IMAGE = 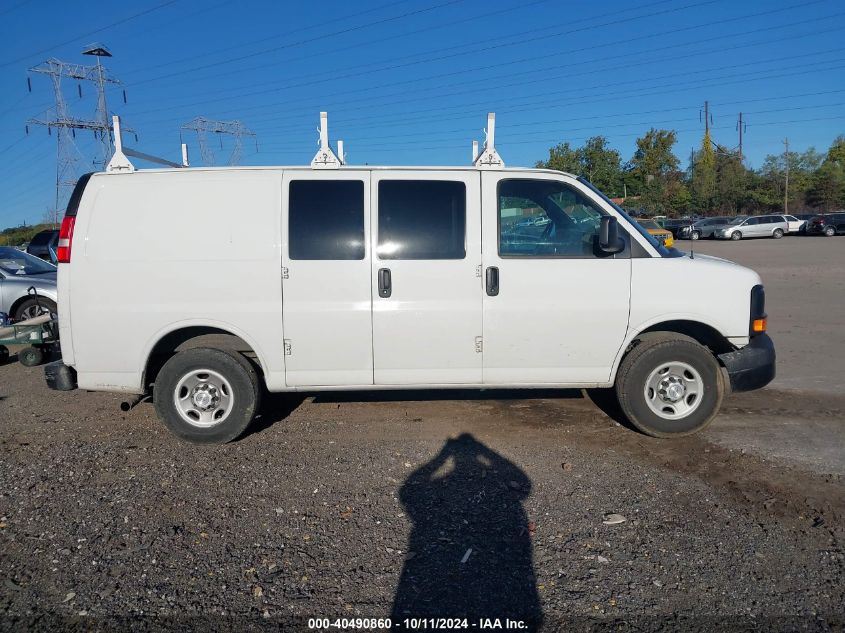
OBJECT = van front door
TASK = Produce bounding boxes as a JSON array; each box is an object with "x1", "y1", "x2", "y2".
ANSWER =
[
  {"x1": 481, "y1": 173, "x2": 631, "y2": 384},
  {"x1": 371, "y1": 171, "x2": 482, "y2": 384},
  {"x1": 281, "y1": 171, "x2": 373, "y2": 386}
]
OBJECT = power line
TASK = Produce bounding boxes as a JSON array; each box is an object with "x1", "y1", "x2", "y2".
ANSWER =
[
  {"x1": 130, "y1": 0, "x2": 472, "y2": 86},
  {"x1": 252, "y1": 115, "x2": 845, "y2": 156},
  {"x1": 126, "y1": 0, "x2": 657, "y2": 89},
  {"x1": 133, "y1": 17, "x2": 845, "y2": 132},
  {"x1": 241, "y1": 56, "x2": 845, "y2": 140},
  {"x1": 126, "y1": 0, "x2": 724, "y2": 107},
  {"x1": 0, "y1": 0, "x2": 32, "y2": 18},
  {"x1": 124, "y1": 1, "x2": 831, "y2": 121},
  {"x1": 118, "y1": 0, "x2": 419, "y2": 79},
  {"x1": 251, "y1": 104, "x2": 845, "y2": 152},
  {"x1": 0, "y1": 0, "x2": 180, "y2": 69}
]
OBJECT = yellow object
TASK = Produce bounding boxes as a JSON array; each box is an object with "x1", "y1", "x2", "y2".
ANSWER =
[
  {"x1": 634, "y1": 218, "x2": 674, "y2": 248},
  {"x1": 752, "y1": 318, "x2": 767, "y2": 333}
]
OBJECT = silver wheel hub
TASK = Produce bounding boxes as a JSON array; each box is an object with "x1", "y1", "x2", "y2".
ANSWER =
[
  {"x1": 174, "y1": 369, "x2": 234, "y2": 428},
  {"x1": 644, "y1": 361, "x2": 704, "y2": 420}
]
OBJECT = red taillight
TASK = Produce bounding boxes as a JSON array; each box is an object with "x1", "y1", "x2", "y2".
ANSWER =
[{"x1": 56, "y1": 216, "x2": 75, "y2": 263}]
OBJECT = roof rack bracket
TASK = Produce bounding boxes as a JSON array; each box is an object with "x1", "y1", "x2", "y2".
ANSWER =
[
  {"x1": 473, "y1": 112, "x2": 504, "y2": 169},
  {"x1": 106, "y1": 115, "x2": 134, "y2": 173},
  {"x1": 311, "y1": 112, "x2": 344, "y2": 169}
]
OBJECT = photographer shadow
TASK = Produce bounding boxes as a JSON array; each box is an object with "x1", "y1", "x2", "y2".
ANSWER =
[{"x1": 391, "y1": 433, "x2": 542, "y2": 631}]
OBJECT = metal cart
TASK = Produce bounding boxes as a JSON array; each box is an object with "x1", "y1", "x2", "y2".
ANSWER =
[{"x1": 0, "y1": 288, "x2": 58, "y2": 367}]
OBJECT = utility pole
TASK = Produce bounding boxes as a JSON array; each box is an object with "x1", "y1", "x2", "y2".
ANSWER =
[
  {"x1": 737, "y1": 112, "x2": 745, "y2": 163},
  {"x1": 704, "y1": 101, "x2": 710, "y2": 134},
  {"x1": 180, "y1": 117, "x2": 257, "y2": 166},
  {"x1": 783, "y1": 138, "x2": 790, "y2": 213},
  {"x1": 26, "y1": 44, "x2": 127, "y2": 217}
]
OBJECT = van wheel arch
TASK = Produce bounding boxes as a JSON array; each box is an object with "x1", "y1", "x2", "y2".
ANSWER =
[
  {"x1": 144, "y1": 326, "x2": 264, "y2": 389},
  {"x1": 634, "y1": 320, "x2": 734, "y2": 356}
]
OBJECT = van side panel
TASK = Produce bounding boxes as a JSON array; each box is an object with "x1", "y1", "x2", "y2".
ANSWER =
[{"x1": 68, "y1": 170, "x2": 284, "y2": 392}]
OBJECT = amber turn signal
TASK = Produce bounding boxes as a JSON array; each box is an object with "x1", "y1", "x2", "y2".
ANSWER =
[{"x1": 752, "y1": 318, "x2": 767, "y2": 333}]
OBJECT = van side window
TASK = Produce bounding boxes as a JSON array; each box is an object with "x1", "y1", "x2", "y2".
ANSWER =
[
  {"x1": 289, "y1": 180, "x2": 365, "y2": 260},
  {"x1": 377, "y1": 180, "x2": 466, "y2": 260},
  {"x1": 498, "y1": 179, "x2": 605, "y2": 258}
]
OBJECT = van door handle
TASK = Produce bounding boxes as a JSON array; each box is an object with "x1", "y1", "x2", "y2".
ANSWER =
[
  {"x1": 378, "y1": 268, "x2": 392, "y2": 298},
  {"x1": 486, "y1": 266, "x2": 499, "y2": 296}
]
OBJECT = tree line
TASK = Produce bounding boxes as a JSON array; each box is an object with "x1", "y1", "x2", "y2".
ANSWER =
[{"x1": 536, "y1": 130, "x2": 845, "y2": 217}]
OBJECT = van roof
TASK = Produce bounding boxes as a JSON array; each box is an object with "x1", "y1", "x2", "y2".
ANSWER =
[{"x1": 92, "y1": 165, "x2": 578, "y2": 179}]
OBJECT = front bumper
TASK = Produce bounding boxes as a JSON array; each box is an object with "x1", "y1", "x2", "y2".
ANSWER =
[{"x1": 717, "y1": 333, "x2": 776, "y2": 392}]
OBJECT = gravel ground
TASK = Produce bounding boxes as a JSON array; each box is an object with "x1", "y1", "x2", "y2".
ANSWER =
[{"x1": 1, "y1": 237, "x2": 844, "y2": 632}]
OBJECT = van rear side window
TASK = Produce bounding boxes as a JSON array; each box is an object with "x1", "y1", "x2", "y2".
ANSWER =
[
  {"x1": 377, "y1": 180, "x2": 466, "y2": 260},
  {"x1": 289, "y1": 180, "x2": 365, "y2": 260}
]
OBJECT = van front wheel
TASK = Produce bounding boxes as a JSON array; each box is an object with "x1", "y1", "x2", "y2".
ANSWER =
[
  {"x1": 153, "y1": 348, "x2": 261, "y2": 444},
  {"x1": 615, "y1": 334, "x2": 724, "y2": 437}
]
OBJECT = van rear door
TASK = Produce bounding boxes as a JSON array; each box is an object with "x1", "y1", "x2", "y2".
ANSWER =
[
  {"x1": 370, "y1": 170, "x2": 482, "y2": 384},
  {"x1": 281, "y1": 171, "x2": 373, "y2": 386}
]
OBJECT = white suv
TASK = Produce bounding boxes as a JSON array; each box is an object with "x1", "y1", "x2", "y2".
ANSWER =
[{"x1": 46, "y1": 164, "x2": 775, "y2": 443}]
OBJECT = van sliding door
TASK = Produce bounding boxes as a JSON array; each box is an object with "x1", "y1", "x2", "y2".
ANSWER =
[
  {"x1": 370, "y1": 171, "x2": 482, "y2": 384},
  {"x1": 281, "y1": 171, "x2": 374, "y2": 386}
]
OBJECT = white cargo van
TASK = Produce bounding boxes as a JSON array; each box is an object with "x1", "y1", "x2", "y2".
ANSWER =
[{"x1": 45, "y1": 116, "x2": 774, "y2": 443}]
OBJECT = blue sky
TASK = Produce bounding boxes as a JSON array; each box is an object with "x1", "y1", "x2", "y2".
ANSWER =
[{"x1": 1, "y1": 0, "x2": 844, "y2": 227}]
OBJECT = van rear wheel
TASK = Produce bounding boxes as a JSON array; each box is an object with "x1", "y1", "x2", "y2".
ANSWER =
[
  {"x1": 153, "y1": 348, "x2": 261, "y2": 444},
  {"x1": 615, "y1": 334, "x2": 724, "y2": 437}
]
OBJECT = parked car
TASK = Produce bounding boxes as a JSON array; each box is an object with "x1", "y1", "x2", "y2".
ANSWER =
[
  {"x1": 634, "y1": 217, "x2": 674, "y2": 248},
  {"x1": 713, "y1": 214, "x2": 789, "y2": 240},
  {"x1": 47, "y1": 159, "x2": 774, "y2": 443},
  {"x1": 805, "y1": 213, "x2": 845, "y2": 236},
  {"x1": 788, "y1": 213, "x2": 815, "y2": 234},
  {"x1": 659, "y1": 218, "x2": 692, "y2": 238},
  {"x1": 26, "y1": 229, "x2": 58, "y2": 262},
  {"x1": 678, "y1": 217, "x2": 729, "y2": 240},
  {"x1": 0, "y1": 246, "x2": 58, "y2": 321},
  {"x1": 782, "y1": 214, "x2": 808, "y2": 234}
]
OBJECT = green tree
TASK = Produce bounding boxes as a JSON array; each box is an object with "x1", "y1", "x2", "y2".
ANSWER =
[
  {"x1": 691, "y1": 130, "x2": 716, "y2": 212},
  {"x1": 807, "y1": 136, "x2": 845, "y2": 210},
  {"x1": 577, "y1": 136, "x2": 623, "y2": 197},
  {"x1": 535, "y1": 142, "x2": 580, "y2": 173},
  {"x1": 628, "y1": 129, "x2": 682, "y2": 215},
  {"x1": 715, "y1": 151, "x2": 749, "y2": 215}
]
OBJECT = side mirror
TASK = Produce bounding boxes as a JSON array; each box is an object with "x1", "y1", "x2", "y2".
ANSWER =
[{"x1": 598, "y1": 216, "x2": 625, "y2": 254}]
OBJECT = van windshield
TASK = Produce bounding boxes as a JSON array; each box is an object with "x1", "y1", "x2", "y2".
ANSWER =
[
  {"x1": 576, "y1": 177, "x2": 673, "y2": 257},
  {"x1": 0, "y1": 247, "x2": 56, "y2": 275},
  {"x1": 729, "y1": 216, "x2": 748, "y2": 225}
]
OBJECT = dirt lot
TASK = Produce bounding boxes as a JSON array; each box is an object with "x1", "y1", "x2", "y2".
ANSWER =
[{"x1": 1, "y1": 236, "x2": 844, "y2": 632}]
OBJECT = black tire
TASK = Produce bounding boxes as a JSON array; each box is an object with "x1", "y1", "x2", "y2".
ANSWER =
[
  {"x1": 730, "y1": 231, "x2": 742, "y2": 241},
  {"x1": 614, "y1": 333, "x2": 724, "y2": 438},
  {"x1": 824, "y1": 226, "x2": 835, "y2": 237},
  {"x1": 0, "y1": 345, "x2": 9, "y2": 365},
  {"x1": 690, "y1": 230, "x2": 700, "y2": 241},
  {"x1": 19, "y1": 346, "x2": 44, "y2": 367},
  {"x1": 153, "y1": 347, "x2": 261, "y2": 444},
  {"x1": 13, "y1": 297, "x2": 56, "y2": 322},
  {"x1": 772, "y1": 228, "x2": 784, "y2": 239}
]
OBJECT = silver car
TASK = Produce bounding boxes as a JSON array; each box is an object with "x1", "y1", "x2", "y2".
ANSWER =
[
  {"x1": 713, "y1": 214, "x2": 790, "y2": 240},
  {"x1": 0, "y1": 247, "x2": 58, "y2": 321}
]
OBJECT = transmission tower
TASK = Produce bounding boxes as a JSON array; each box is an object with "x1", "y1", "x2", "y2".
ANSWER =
[
  {"x1": 180, "y1": 117, "x2": 256, "y2": 166},
  {"x1": 27, "y1": 44, "x2": 126, "y2": 221}
]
